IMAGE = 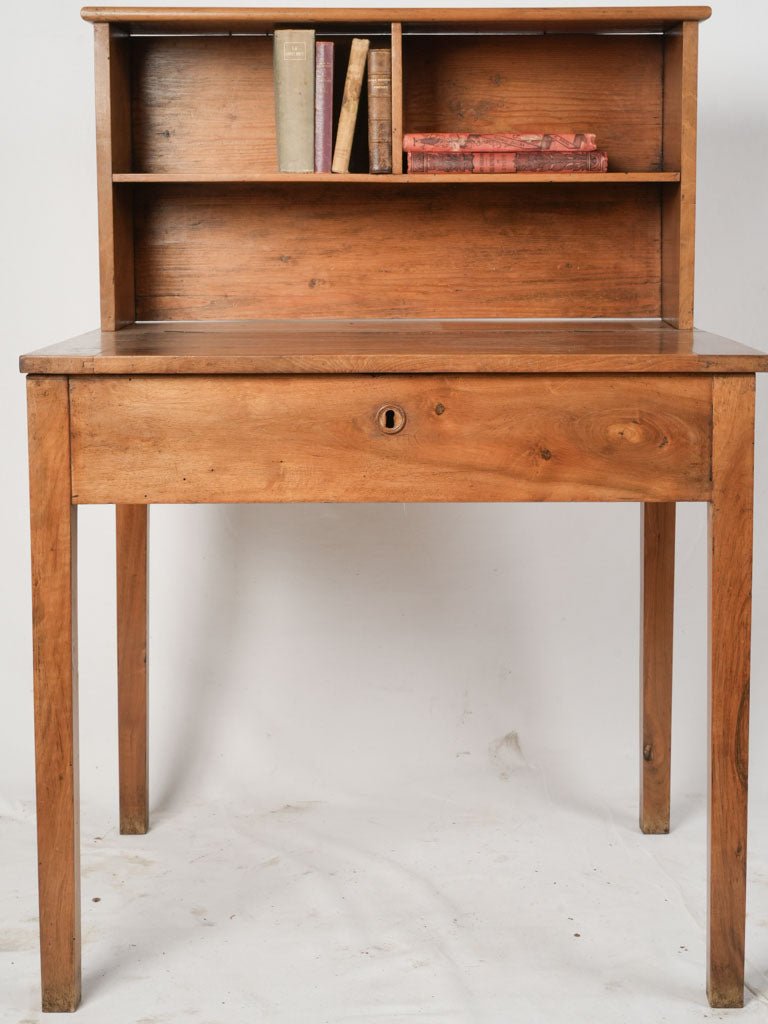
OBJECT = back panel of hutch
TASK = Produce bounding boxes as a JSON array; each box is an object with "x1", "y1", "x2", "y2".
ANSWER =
[{"x1": 88, "y1": 6, "x2": 702, "y2": 329}]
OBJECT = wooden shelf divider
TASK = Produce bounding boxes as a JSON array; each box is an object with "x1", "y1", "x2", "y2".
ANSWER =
[{"x1": 390, "y1": 22, "x2": 404, "y2": 174}]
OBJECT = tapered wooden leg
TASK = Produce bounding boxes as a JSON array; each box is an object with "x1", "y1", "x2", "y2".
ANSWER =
[
  {"x1": 27, "y1": 377, "x2": 81, "y2": 1012},
  {"x1": 707, "y1": 375, "x2": 754, "y2": 1008},
  {"x1": 117, "y1": 504, "x2": 149, "y2": 835},
  {"x1": 640, "y1": 502, "x2": 675, "y2": 834}
]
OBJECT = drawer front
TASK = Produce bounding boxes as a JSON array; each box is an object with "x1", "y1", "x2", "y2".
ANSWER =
[{"x1": 69, "y1": 374, "x2": 712, "y2": 504}]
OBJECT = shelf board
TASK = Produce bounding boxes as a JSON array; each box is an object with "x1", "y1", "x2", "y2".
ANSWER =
[
  {"x1": 19, "y1": 320, "x2": 768, "y2": 376},
  {"x1": 113, "y1": 171, "x2": 681, "y2": 185},
  {"x1": 82, "y1": 7, "x2": 713, "y2": 34}
]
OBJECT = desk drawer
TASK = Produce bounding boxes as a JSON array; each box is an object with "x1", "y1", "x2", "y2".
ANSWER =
[{"x1": 69, "y1": 374, "x2": 712, "y2": 503}]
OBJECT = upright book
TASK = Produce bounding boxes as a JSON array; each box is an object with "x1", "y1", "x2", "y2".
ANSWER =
[
  {"x1": 314, "y1": 41, "x2": 334, "y2": 172},
  {"x1": 367, "y1": 49, "x2": 392, "y2": 173},
  {"x1": 331, "y1": 37, "x2": 370, "y2": 173},
  {"x1": 274, "y1": 28, "x2": 315, "y2": 172}
]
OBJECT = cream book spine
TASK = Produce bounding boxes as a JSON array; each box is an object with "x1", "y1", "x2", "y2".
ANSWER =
[
  {"x1": 331, "y1": 38, "x2": 370, "y2": 173},
  {"x1": 273, "y1": 29, "x2": 315, "y2": 172}
]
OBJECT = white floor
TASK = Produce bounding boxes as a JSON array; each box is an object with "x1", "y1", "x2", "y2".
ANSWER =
[{"x1": 5, "y1": 754, "x2": 768, "y2": 1023}]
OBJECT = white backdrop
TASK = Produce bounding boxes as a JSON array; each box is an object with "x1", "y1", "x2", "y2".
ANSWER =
[{"x1": 2, "y1": 1, "x2": 768, "y2": 1021}]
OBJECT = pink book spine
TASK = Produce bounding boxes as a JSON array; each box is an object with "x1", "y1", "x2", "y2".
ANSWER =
[
  {"x1": 403, "y1": 132, "x2": 597, "y2": 153},
  {"x1": 407, "y1": 151, "x2": 608, "y2": 173},
  {"x1": 314, "y1": 41, "x2": 334, "y2": 172}
]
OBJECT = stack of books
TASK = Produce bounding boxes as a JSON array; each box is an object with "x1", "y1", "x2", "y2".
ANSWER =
[
  {"x1": 274, "y1": 30, "x2": 392, "y2": 174},
  {"x1": 404, "y1": 132, "x2": 608, "y2": 174}
]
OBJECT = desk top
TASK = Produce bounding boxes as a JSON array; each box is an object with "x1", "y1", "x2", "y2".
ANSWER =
[{"x1": 20, "y1": 320, "x2": 768, "y2": 375}]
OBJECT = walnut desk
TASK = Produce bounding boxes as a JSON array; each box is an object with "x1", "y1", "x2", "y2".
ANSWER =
[{"x1": 20, "y1": 4, "x2": 768, "y2": 1013}]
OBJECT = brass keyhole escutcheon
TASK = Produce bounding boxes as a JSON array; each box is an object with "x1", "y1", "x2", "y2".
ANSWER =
[{"x1": 376, "y1": 404, "x2": 406, "y2": 434}]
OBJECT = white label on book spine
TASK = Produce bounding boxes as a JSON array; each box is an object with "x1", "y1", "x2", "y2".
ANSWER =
[{"x1": 283, "y1": 42, "x2": 307, "y2": 60}]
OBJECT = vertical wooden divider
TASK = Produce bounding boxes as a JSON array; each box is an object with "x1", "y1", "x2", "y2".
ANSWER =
[
  {"x1": 390, "y1": 22, "x2": 403, "y2": 173},
  {"x1": 94, "y1": 22, "x2": 135, "y2": 330},
  {"x1": 661, "y1": 20, "x2": 698, "y2": 329}
]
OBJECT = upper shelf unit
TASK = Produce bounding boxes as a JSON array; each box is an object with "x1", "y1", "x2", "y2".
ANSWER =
[
  {"x1": 90, "y1": 7, "x2": 711, "y2": 178},
  {"x1": 87, "y1": 7, "x2": 706, "y2": 329}
]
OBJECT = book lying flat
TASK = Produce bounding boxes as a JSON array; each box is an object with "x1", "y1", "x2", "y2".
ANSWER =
[
  {"x1": 403, "y1": 132, "x2": 597, "y2": 153},
  {"x1": 407, "y1": 151, "x2": 608, "y2": 173}
]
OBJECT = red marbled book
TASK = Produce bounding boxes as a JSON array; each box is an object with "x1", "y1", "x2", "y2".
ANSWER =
[
  {"x1": 407, "y1": 151, "x2": 608, "y2": 173},
  {"x1": 314, "y1": 41, "x2": 334, "y2": 172},
  {"x1": 403, "y1": 132, "x2": 597, "y2": 153}
]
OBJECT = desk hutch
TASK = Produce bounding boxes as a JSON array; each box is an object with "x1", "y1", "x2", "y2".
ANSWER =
[{"x1": 20, "y1": 3, "x2": 768, "y2": 1012}]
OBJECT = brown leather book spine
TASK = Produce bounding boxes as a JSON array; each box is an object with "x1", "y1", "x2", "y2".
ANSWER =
[
  {"x1": 513, "y1": 151, "x2": 607, "y2": 172},
  {"x1": 314, "y1": 41, "x2": 334, "y2": 172},
  {"x1": 367, "y1": 49, "x2": 392, "y2": 173},
  {"x1": 407, "y1": 151, "x2": 608, "y2": 173}
]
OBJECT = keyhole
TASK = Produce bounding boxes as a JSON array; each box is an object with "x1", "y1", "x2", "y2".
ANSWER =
[{"x1": 376, "y1": 404, "x2": 406, "y2": 434}]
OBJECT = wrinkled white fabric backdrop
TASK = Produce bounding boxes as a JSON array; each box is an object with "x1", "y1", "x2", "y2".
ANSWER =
[{"x1": 2, "y1": 1, "x2": 768, "y2": 1020}]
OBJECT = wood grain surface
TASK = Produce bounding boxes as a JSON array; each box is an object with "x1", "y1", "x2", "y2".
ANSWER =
[
  {"x1": 69, "y1": 374, "x2": 713, "y2": 504},
  {"x1": 81, "y1": 7, "x2": 713, "y2": 32},
  {"x1": 390, "y1": 22, "x2": 404, "y2": 174},
  {"x1": 116, "y1": 505, "x2": 149, "y2": 835},
  {"x1": 640, "y1": 502, "x2": 675, "y2": 834},
  {"x1": 707, "y1": 375, "x2": 755, "y2": 1008},
  {"x1": 662, "y1": 22, "x2": 698, "y2": 328},
  {"x1": 27, "y1": 377, "x2": 80, "y2": 1012},
  {"x1": 114, "y1": 172, "x2": 681, "y2": 184},
  {"x1": 132, "y1": 36, "x2": 278, "y2": 174},
  {"x1": 19, "y1": 321, "x2": 768, "y2": 375},
  {"x1": 404, "y1": 34, "x2": 662, "y2": 172},
  {"x1": 94, "y1": 24, "x2": 135, "y2": 329},
  {"x1": 130, "y1": 183, "x2": 661, "y2": 320}
]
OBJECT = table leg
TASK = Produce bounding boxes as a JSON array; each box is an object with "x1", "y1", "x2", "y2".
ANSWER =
[
  {"x1": 27, "y1": 376, "x2": 81, "y2": 1012},
  {"x1": 640, "y1": 502, "x2": 675, "y2": 834},
  {"x1": 707, "y1": 375, "x2": 754, "y2": 1008},
  {"x1": 117, "y1": 504, "x2": 149, "y2": 834}
]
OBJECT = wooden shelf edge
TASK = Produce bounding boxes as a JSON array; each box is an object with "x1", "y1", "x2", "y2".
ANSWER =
[
  {"x1": 113, "y1": 171, "x2": 682, "y2": 184},
  {"x1": 19, "y1": 321, "x2": 768, "y2": 376},
  {"x1": 21, "y1": 355, "x2": 768, "y2": 375},
  {"x1": 81, "y1": 7, "x2": 713, "y2": 27}
]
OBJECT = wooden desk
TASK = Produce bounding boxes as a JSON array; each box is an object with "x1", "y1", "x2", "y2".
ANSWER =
[{"x1": 21, "y1": 4, "x2": 767, "y2": 1013}]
